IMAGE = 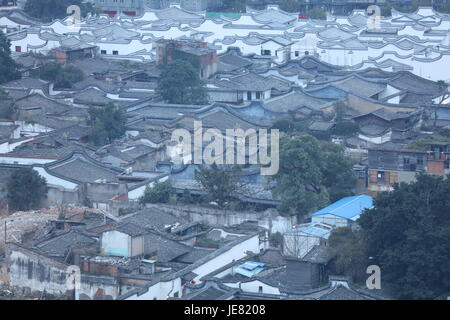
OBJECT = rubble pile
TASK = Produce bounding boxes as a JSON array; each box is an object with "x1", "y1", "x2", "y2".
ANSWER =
[{"x1": 0, "y1": 206, "x2": 98, "y2": 244}]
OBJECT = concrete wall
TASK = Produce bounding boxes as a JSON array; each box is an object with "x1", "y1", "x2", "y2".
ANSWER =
[
  {"x1": 76, "y1": 275, "x2": 119, "y2": 300},
  {"x1": 144, "y1": 204, "x2": 296, "y2": 234},
  {"x1": 85, "y1": 182, "x2": 127, "y2": 206},
  {"x1": 131, "y1": 235, "x2": 144, "y2": 257},
  {"x1": 45, "y1": 185, "x2": 80, "y2": 207},
  {"x1": 6, "y1": 244, "x2": 70, "y2": 296}
]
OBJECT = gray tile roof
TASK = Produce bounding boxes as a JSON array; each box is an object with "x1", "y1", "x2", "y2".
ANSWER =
[
  {"x1": 47, "y1": 152, "x2": 123, "y2": 183},
  {"x1": 332, "y1": 76, "x2": 387, "y2": 98},
  {"x1": 183, "y1": 286, "x2": 232, "y2": 300},
  {"x1": 167, "y1": 108, "x2": 264, "y2": 132},
  {"x1": 309, "y1": 121, "x2": 335, "y2": 131},
  {"x1": 215, "y1": 73, "x2": 277, "y2": 92},
  {"x1": 175, "y1": 247, "x2": 217, "y2": 264},
  {"x1": 253, "y1": 9, "x2": 297, "y2": 25},
  {"x1": 264, "y1": 90, "x2": 331, "y2": 113},
  {"x1": 34, "y1": 229, "x2": 98, "y2": 260},
  {"x1": 145, "y1": 231, "x2": 192, "y2": 263},
  {"x1": 120, "y1": 208, "x2": 187, "y2": 232},
  {"x1": 115, "y1": 222, "x2": 148, "y2": 236},
  {"x1": 388, "y1": 72, "x2": 442, "y2": 96},
  {"x1": 155, "y1": 7, "x2": 203, "y2": 21},
  {"x1": 73, "y1": 87, "x2": 114, "y2": 106},
  {"x1": 1, "y1": 77, "x2": 48, "y2": 91},
  {"x1": 15, "y1": 93, "x2": 70, "y2": 115},
  {"x1": 319, "y1": 285, "x2": 374, "y2": 300}
]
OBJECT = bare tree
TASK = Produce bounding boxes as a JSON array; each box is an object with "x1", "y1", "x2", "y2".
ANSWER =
[{"x1": 431, "y1": 80, "x2": 450, "y2": 128}]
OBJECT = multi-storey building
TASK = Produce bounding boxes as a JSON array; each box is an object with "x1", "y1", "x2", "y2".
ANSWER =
[
  {"x1": 367, "y1": 141, "x2": 450, "y2": 192},
  {"x1": 155, "y1": 39, "x2": 218, "y2": 80},
  {"x1": 94, "y1": 0, "x2": 144, "y2": 17},
  {"x1": 180, "y1": 0, "x2": 207, "y2": 11}
]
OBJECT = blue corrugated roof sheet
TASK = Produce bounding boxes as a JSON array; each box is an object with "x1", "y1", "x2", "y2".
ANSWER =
[
  {"x1": 235, "y1": 261, "x2": 265, "y2": 278},
  {"x1": 309, "y1": 195, "x2": 373, "y2": 221},
  {"x1": 284, "y1": 222, "x2": 333, "y2": 238}
]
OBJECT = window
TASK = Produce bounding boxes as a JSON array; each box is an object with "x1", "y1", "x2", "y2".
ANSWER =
[
  {"x1": 295, "y1": 51, "x2": 299, "y2": 57},
  {"x1": 247, "y1": 91, "x2": 252, "y2": 100},
  {"x1": 256, "y1": 91, "x2": 261, "y2": 100},
  {"x1": 403, "y1": 157, "x2": 410, "y2": 166},
  {"x1": 258, "y1": 286, "x2": 263, "y2": 294},
  {"x1": 100, "y1": 50, "x2": 107, "y2": 55},
  {"x1": 305, "y1": 51, "x2": 309, "y2": 55},
  {"x1": 377, "y1": 171, "x2": 385, "y2": 182},
  {"x1": 417, "y1": 157, "x2": 424, "y2": 165},
  {"x1": 15, "y1": 46, "x2": 21, "y2": 52},
  {"x1": 112, "y1": 50, "x2": 119, "y2": 55},
  {"x1": 261, "y1": 49, "x2": 271, "y2": 56}
]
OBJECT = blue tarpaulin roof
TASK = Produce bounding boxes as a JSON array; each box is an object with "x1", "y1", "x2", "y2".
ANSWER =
[{"x1": 309, "y1": 195, "x2": 373, "y2": 221}]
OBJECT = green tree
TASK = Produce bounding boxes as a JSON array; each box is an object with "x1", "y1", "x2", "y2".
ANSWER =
[
  {"x1": 87, "y1": 103, "x2": 126, "y2": 145},
  {"x1": 7, "y1": 168, "x2": 48, "y2": 211},
  {"x1": 24, "y1": 0, "x2": 97, "y2": 22},
  {"x1": 0, "y1": 31, "x2": 21, "y2": 84},
  {"x1": 358, "y1": 174, "x2": 450, "y2": 299},
  {"x1": 334, "y1": 100, "x2": 348, "y2": 122},
  {"x1": 279, "y1": 0, "x2": 299, "y2": 12},
  {"x1": 222, "y1": 0, "x2": 247, "y2": 13},
  {"x1": 157, "y1": 60, "x2": 208, "y2": 105},
  {"x1": 195, "y1": 163, "x2": 239, "y2": 208},
  {"x1": 430, "y1": 80, "x2": 450, "y2": 128},
  {"x1": 437, "y1": 1, "x2": 450, "y2": 14},
  {"x1": 181, "y1": 188, "x2": 194, "y2": 204},
  {"x1": 306, "y1": 8, "x2": 327, "y2": 20},
  {"x1": 0, "y1": 89, "x2": 15, "y2": 119},
  {"x1": 140, "y1": 181, "x2": 173, "y2": 204},
  {"x1": 332, "y1": 121, "x2": 359, "y2": 137},
  {"x1": 33, "y1": 62, "x2": 84, "y2": 89},
  {"x1": 273, "y1": 135, "x2": 355, "y2": 217},
  {"x1": 328, "y1": 227, "x2": 369, "y2": 283},
  {"x1": 271, "y1": 119, "x2": 296, "y2": 133},
  {"x1": 381, "y1": 5, "x2": 392, "y2": 17}
]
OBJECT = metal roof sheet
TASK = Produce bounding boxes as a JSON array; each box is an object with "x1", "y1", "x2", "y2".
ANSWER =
[{"x1": 310, "y1": 195, "x2": 373, "y2": 221}]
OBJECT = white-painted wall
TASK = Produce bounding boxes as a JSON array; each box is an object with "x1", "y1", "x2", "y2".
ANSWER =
[
  {"x1": 101, "y1": 230, "x2": 130, "y2": 257},
  {"x1": 225, "y1": 279, "x2": 281, "y2": 295},
  {"x1": 0, "y1": 156, "x2": 55, "y2": 165},
  {"x1": 32, "y1": 167, "x2": 79, "y2": 191},
  {"x1": 191, "y1": 235, "x2": 261, "y2": 283}
]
